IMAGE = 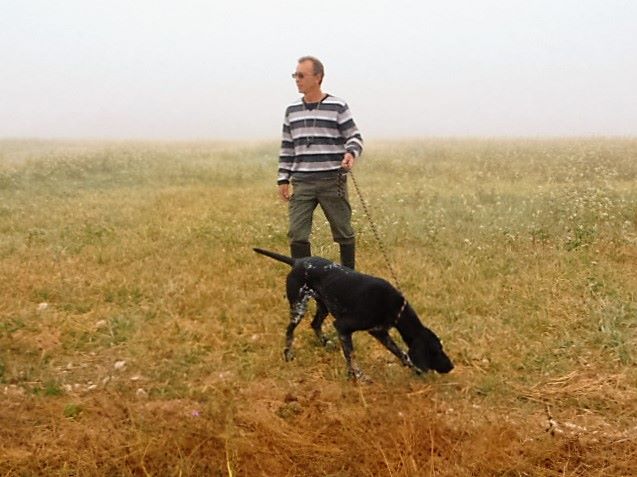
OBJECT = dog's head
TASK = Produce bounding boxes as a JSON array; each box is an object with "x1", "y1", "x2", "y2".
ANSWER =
[{"x1": 408, "y1": 328, "x2": 454, "y2": 374}]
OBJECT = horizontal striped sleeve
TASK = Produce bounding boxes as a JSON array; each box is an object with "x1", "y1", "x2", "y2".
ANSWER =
[
  {"x1": 278, "y1": 108, "x2": 295, "y2": 184},
  {"x1": 337, "y1": 102, "x2": 363, "y2": 158}
]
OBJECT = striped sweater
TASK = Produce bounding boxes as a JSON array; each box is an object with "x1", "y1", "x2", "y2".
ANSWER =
[{"x1": 278, "y1": 94, "x2": 363, "y2": 184}]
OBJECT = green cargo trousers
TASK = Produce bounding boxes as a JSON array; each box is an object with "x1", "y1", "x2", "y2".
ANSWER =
[{"x1": 288, "y1": 175, "x2": 355, "y2": 246}]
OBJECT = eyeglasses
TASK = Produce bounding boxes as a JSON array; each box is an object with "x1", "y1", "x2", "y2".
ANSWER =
[{"x1": 291, "y1": 72, "x2": 314, "y2": 79}]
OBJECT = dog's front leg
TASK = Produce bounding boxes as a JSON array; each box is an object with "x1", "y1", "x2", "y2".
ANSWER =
[
  {"x1": 368, "y1": 328, "x2": 420, "y2": 374},
  {"x1": 284, "y1": 287, "x2": 313, "y2": 361},
  {"x1": 337, "y1": 331, "x2": 366, "y2": 381}
]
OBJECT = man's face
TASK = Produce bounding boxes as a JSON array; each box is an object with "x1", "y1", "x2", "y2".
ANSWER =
[{"x1": 294, "y1": 60, "x2": 321, "y2": 94}]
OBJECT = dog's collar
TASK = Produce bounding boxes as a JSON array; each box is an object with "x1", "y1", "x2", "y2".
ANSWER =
[{"x1": 394, "y1": 298, "x2": 408, "y2": 325}]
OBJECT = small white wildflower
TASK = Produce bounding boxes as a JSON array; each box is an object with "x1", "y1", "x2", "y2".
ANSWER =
[{"x1": 136, "y1": 388, "x2": 148, "y2": 398}]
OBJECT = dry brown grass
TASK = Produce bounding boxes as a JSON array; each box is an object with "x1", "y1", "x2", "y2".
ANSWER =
[
  {"x1": 1, "y1": 138, "x2": 636, "y2": 475},
  {"x1": 2, "y1": 379, "x2": 636, "y2": 476}
]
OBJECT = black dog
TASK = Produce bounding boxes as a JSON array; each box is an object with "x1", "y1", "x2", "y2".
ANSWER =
[{"x1": 254, "y1": 248, "x2": 453, "y2": 379}]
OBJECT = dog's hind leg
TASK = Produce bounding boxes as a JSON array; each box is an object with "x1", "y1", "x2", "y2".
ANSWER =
[
  {"x1": 310, "y1": 299, "x2": 331, "y2": 346},
  {"x1": 284, "y1": 285, "x2": 314, "y2": 362},
  {"x1": 368, "y1": 328, "x2": 420, "y2": 374}
]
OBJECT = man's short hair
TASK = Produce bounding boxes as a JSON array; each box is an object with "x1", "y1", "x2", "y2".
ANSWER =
[{"x1": 298, "y1": 56, "x2": 324, "y2": 84}]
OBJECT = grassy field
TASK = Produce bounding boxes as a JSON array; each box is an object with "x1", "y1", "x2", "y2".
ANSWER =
[{"x1": 1, "y1": 138, "x2": 636, "y2": 476}]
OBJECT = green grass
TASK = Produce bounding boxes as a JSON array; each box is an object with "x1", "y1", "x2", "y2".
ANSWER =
[{"x1": 1, "y1": 138, "x2": 636, "y2": 475}]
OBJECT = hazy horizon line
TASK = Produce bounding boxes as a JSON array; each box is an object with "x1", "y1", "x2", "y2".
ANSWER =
[{"x1": 2, "y1": 134, "x2": 636, "y2": 144}]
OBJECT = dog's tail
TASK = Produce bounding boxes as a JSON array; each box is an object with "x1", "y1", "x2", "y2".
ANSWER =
[{"x1": 253, "y1": 248, "x2": 296, "y2": 267}]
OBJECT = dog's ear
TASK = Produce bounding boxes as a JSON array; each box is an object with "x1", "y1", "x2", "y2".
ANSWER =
[
  {"x1": 408, "y1": 347, "x2": 430, "y2": 374},
  {"x1": 422, "y1": 328, "x2": 454, "y2": 373},
  {"x1": 408, "y1": 338, "x2": 454, "y2": 374}
]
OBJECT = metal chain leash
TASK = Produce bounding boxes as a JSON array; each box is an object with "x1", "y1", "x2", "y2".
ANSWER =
[{"x1": 345, "y1": 169, "x2": 402, "y2": 292}]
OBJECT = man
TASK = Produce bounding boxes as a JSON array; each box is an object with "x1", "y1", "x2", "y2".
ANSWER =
[{"x1": 278, "y1": 56, "x2": 363, "y2": 269}]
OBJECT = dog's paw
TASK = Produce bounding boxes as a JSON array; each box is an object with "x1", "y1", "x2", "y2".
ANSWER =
[
  {"x1": 313, "y1": 335, "x2": 327, "y2": 346},
  {"x1": 324, "y1": 338, "x2": 337, "y2": 350},
  {"x1": 316, "y1": 335, "x2": 336, "y2": 349},
  {"x1": 283, "y1": 348, "x2": 294, "y2": 362},
  {"x1": 347, "y1": 368, "x2": 371, "y2": 383}
]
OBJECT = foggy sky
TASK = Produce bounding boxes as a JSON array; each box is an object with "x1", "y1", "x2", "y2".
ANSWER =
[{"x1": 1, "y1": 0, "x2": 636, "y2": 139}]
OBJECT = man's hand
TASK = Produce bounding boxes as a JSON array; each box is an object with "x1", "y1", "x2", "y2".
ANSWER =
[
  {"x1": 278, "y1": 183, "x2": 291, "y2": 202},
  {"x1": 341, "y1": 152, "x2": 355, "y2": 171}
]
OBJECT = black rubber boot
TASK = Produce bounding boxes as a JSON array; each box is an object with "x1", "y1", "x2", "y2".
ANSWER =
[
  {"x1": 290, "y1": 241, "x2": 311, "y2": 259},
  {"x1": 340, "y1": 243, "x2": 355, "y2": 270}
]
